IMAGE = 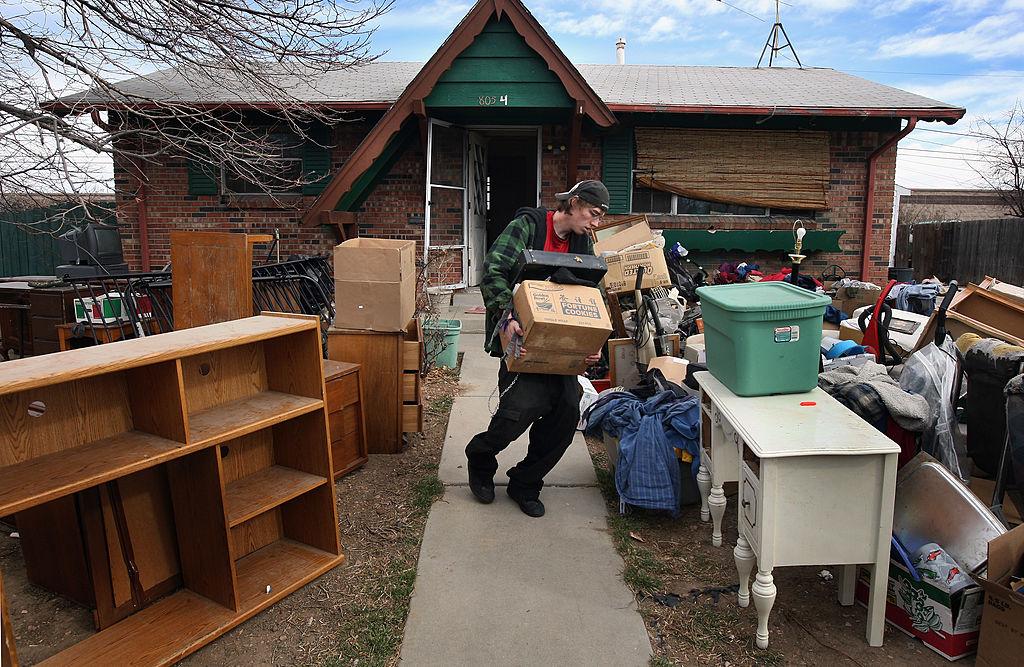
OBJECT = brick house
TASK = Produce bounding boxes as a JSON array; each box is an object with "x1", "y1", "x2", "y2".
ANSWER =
[{"x1": 84, "y1": 0, "x2": 963, "y2": 286}]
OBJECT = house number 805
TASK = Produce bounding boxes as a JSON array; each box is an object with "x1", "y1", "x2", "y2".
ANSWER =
[{"x1": 479, "y1": 95, "x2": 509, "y2": 106}]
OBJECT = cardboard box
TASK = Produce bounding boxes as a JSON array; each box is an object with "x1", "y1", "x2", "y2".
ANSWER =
[
  {"x1": 603, "y1": 248, "x2": 672, "y2": 294},
  {"x1": 683, "y1": 333, "x2": 706, "y2": 364},
  {"x1": 855, "y1": 557, "x2": 983, "y2": 660},
  {"x1": 334, "y1": 238, "x2": 417, "y2": 332},
  {"x1": 832, "y1": 285, "x2": 882, "y2": 315},
  {"x1": 508, "y1": 280, "x2": 612, "y2": 375},
  {"x1": 647, "y1": 356, "x2": 689, "y2": 385},
  {"x1": 976, "y1": 523, "x2": 1024, "y2": 666},
  {"x1": 593, "y1": 218, "x2": 654, "y2": 255}
]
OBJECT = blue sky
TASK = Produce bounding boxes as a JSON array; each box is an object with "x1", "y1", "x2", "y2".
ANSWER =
[{"x1": 369, "y1": 0, "x2": 1024, "y2": 190}]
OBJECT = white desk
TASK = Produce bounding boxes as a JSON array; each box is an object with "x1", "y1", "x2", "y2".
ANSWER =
[
  {"x1": 695, "y1": 396, "x2": 739, "y2": 546},
  {"x1": 695, "y1": 372, "x2": 900, "y2": 650}
]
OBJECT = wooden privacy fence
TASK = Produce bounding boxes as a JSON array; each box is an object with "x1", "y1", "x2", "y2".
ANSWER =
[
  {"x1": 894, "y1": 217, "x2": 1024, "y2": 285},
  {"x1": 0, "y1": 202, "x2": 115, "y2": 277}
]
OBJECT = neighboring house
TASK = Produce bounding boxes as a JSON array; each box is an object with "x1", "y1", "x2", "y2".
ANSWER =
[
  {"x1": 897, "y1": 188, "x2": 1016, "y2": 225},
  {"x1": 67, "y1": 0, "x2": 964, "y2": 286}
]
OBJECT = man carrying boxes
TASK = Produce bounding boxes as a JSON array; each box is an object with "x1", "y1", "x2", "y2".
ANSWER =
[{"x1": 465, "y1": 180, "x2": 613, "y2": 517}]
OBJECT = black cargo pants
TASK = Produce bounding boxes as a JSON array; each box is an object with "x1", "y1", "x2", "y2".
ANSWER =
[{"x1": 465, "y1": 360, "x2": 582, "y2": 500}]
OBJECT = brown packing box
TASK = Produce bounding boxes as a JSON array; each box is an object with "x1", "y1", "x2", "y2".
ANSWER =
[
  {"x1": 508, "y1": 280, "x2": 612, "y2": 375},
  {"x1": 334, "y1": 238, "x2": 417, "y2": 332},
  {"x1": 647, "y1": 356, "x2": 689, "y2": 385},
  {"x1": 603, "y1": 248, "x2": 672, "y2": 294},
  {"x1": 976, "y1": 523, "x2": 1024, "y2": 666},
  {"x1": 832, "y1": 285, "x2": 883, "y2": 315},
  {"x1": 593, "y1": 218, "x2": 655, "y2": 255}
]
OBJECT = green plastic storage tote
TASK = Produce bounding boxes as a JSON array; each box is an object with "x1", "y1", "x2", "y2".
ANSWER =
[{"x1": 695, "y1": 282, "x2": 830, "y2": 396}]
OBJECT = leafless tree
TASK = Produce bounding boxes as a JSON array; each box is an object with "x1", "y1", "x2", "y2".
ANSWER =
[
  {"x1": 972, "y1": 100, "x2": 1024, "y2": 217},
  {"x1": 0, "y1": 0, "x2": 392, "y2": 231}
]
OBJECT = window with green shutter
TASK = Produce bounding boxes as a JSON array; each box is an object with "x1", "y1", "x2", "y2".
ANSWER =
[
  {"x1": 302, "y1": 124, "x2": 333, "y2": 196},
  {"x1": 602, "y1": 127, "x2": 633, "y2": 214},
  {"x1": 187, "y1": 157, "x2": 218, "y2": 196}
]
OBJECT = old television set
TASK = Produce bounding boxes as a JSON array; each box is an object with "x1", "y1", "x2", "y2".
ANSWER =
[{"x1": 57, "y1": 223, "x2": 129, "y2": 277}]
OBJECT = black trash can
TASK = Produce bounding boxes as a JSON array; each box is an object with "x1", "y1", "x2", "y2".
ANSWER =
[
  {"x1": 888, "y1": 266, "x2": 914, "y2": 283},
  {"x1": 961, "y1": 337, "x2": 1024, "y2": 475}
]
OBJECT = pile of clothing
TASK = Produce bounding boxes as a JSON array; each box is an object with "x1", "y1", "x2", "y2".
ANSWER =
[{"x1": 584, "y1": 376, "x2": 701, "y2": 516}]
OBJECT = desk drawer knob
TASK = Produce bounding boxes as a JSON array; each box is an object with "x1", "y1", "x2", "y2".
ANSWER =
[{"x1": 742, "y1": 500, "x2": 751, "y2": 508}]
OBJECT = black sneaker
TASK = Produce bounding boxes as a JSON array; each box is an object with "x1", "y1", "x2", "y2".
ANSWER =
[
  {"x1": 468, "y1": 469, "x2": 495, "y2": 504},
  {"x1": 507, "y1": 487, "x2": 545, "y2": 517}
]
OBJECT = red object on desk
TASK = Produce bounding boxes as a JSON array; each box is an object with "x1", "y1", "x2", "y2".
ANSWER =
[{"x1": 591, "y1": 378, "x2": 611, "y2": 393}]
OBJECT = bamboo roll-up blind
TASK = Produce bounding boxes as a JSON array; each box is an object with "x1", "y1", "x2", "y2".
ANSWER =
[{"x1": 634, "y1": 128, "x2": 830, "y2": 210}]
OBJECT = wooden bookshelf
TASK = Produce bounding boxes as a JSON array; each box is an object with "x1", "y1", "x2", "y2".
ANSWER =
[
  {"x1": 0, "y1": 314, "x2": 343, "y2": 665},
  {"x1": 224, "y1": 466, "x2": 326, "y2": 527},
  {"x1": 188, "y1": 392, "x2": 323, "y2": 446}
]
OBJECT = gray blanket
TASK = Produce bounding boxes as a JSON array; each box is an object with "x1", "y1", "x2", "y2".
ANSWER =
[{"x1": 819, "y1": 361, "x2": 931, "y2": 432}]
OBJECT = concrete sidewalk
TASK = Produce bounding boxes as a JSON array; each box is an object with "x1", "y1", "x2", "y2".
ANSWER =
[{"x1": 400, "y1": 289, "x2": 651, "y2": 666}]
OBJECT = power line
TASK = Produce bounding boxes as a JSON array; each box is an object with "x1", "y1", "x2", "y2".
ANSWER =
[
  {"x1": 715, "y1": 0, "x2": 767, "y2": 23},
  {"x1": 916, "y1": 127, "x2": 1024, "y2": 143},
  {"x1": 901, "y1": 146, "x2": 1002, "y2": 159}
]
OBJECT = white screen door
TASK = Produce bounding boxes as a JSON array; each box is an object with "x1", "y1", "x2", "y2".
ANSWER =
[{"x1": 425, "y1": 119, "x2": 467, "y2": 289}]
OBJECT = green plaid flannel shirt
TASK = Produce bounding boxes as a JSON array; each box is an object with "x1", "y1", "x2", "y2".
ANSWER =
[
  {"x1": 481, "y1": 215, "x2": 532, "y2": 356},
  {"x1": 480, "y1": 212, "x2": 594, "y2": 356}
]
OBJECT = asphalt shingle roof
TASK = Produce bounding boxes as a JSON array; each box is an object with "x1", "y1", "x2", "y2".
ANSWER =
[
  {"x1": 64, "y1": 63, "x2": 960, "y2": 114},
  {"x1": 575, "y1": 65, "x2": 956, "y2": 111}
]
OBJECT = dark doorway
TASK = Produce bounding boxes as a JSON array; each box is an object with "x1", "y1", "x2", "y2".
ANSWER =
[{"x1": 485, "y1": 133, "x2": 538, "y2": 250}]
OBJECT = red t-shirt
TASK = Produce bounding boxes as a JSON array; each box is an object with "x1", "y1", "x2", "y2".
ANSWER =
[{"x1": 543, "y1": 210, "x2": 569, "y2": 253}]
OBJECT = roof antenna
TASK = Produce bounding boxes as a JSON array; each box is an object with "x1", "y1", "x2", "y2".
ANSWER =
[{"x1": 756, "y1": 0, "x2": 802, "y2": 68}]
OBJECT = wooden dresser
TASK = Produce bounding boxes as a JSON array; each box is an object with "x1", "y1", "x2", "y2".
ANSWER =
[
  {"x1": 326, "y1": 318, "x2": 423, "y2": 454},
  {"x1": 323, "y1": 359, "x2": 368, "y2": 477},
  {"x1": 0, "y1": 282, "x2": 75, "y2": 357}
]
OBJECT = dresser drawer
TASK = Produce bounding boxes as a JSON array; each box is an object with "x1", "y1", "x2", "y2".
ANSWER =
[
  {"x1": 402, "y1": 403, "x2": 422, "y2": 433},
  {"x1": 326, "y1": 372, "x2": 360, "y2": 410},
  {"x1": 331, "y1": 422, "x2": 364, "y2": 475},
  {"x1": 402, "y1": 372, "x2": 420, "y2": 403},
  {"x1": 402, "y1": 341, "x2": 421, "y2": 371},
  {"x1": 740, "y1": 461, "x2": 761, "y2": 552},
  {"x1": 328, "y1": 403, "x2": 361, "y2": 440}
]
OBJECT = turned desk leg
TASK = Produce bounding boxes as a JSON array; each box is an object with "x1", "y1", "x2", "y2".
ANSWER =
[
  {"x1": 696, "y1": 462, "x2": 711, "y2": 522},
  {"x1": 734, "y1": 535, "x2": 755, "y2": 608},
  {"x1": 752, "y1": 569, "x2": 777, "y2": 650},
  {"x1": 838, "y1": 564, "x2": 856, "y2": 606},
  {"x1": 708, "y1": 484, "x2": 727, "y2": 546}
]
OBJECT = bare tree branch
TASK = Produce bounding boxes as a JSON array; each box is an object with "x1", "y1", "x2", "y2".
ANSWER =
[
  {"x1": 969, "y1": 100, "x2": 1024, "y2": 217},
  {"x1": 1, "y1": 0, "x2": 393, "y2": 224}
]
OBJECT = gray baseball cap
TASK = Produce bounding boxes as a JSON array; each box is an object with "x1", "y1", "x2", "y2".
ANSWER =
[{"x1": 555, "y1": 180, "x2": 610, "y2": 211}]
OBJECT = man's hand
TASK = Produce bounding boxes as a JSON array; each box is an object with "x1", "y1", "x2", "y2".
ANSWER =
[
  {"x1": 499, "y1": 317, "x2": 526, "y2": 356},
  {"x1": 585, "y1": 352, "x2": 602, "y2": 366}
]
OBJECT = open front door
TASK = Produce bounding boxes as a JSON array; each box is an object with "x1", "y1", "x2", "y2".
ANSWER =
[{"x1": 467, "y1": 132, "x2": 488, "y2": 286}]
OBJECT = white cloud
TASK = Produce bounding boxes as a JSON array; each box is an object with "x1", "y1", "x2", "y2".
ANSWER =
[
  {"x1": 372, "y1": 1, "x2": 473, "y2": 30},
  {"x1": 878, "y1": 14, "x2": 1024, "y2": 60},
  {"x1": 642, "y1": 16, "x2": 679, "y2": 42},
  {"x1": 895, "y1": 73, "x2": 1024, "y2": 117}
]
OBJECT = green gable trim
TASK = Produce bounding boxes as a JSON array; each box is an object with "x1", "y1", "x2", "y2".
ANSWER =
[
  {"x1": 602, "y1": 127, "x2": 633, "y2": 215},
  {"x1": 425, "y1": 17, "x2": 571, "y2": 110},
  {"x1": 335, "y1": 121, "x2": 417, "y2": 212},
  {"x1": 660, "y1": 229, "x2": 845, "y2": 254}
]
